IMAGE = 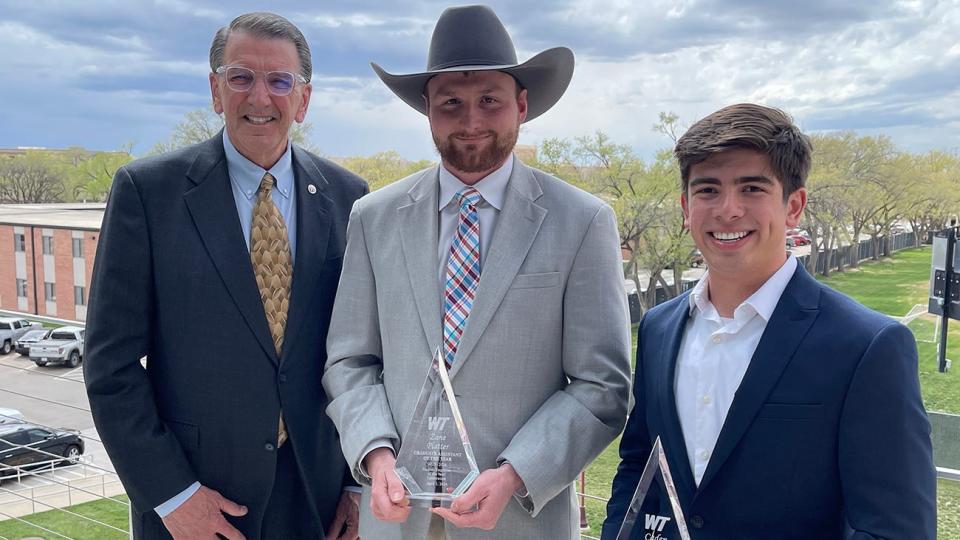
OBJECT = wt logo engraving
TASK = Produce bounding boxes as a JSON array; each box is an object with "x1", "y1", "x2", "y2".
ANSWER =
[
  {"x1": 428, "y1": 416, "x2": 450, "y2": 431},
  {"x1": 644, "y1": 513, "x2": 671, "y2": 532}
]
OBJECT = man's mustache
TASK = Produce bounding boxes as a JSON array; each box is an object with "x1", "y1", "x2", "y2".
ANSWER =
[{"x1": 449, "y1": 130, "x2": 497, "y2": 140}]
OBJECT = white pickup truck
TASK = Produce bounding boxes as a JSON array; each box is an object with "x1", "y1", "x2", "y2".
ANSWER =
[
  {"x1": 29, "y1": 326, "x2": 85, "y2": 368},
  {"x1": 0, "y1": 318, "x2": 41, "y2": 355}
]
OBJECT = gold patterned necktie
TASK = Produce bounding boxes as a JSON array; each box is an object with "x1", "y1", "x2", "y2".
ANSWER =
[{"x1": 250, "y1": 172, "x2": 292, "y2": 446}]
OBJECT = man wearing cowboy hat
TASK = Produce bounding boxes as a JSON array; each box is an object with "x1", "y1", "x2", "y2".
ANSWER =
[{"x1": 322, "y1": 4, "x2": 631, "y2": 539}]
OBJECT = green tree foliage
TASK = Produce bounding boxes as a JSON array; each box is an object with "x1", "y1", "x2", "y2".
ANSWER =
[
  {"x1": 68, "y1": 146, "x2": 134, "y2": 202},
  {"x1": 337, "y1": 151, "x2": 433, "y2": 192}
]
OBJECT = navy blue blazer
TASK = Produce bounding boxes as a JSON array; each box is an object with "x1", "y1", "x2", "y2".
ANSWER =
[
  {"x1": 602, "y1": 264, "x2": 936, "y2": 539},
  {"x1": 84, "y1": 133, "x2": 367, "y2": 539}
]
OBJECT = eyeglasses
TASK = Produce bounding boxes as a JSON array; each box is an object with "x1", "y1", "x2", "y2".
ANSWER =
[{"x1": 215, "y1": 65, "x2": 307, "y2": 96}]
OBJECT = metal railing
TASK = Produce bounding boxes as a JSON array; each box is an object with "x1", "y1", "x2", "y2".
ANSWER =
[{"x1": 0, "y1": 348, "x2": 130, "y2": 539}]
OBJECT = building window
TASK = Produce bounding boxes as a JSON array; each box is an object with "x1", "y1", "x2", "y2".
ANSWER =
[
  {"x1": 42, "y1": 236, "x2": 53, "y2": 255},
  {"x1": 72, "y1": 238, "x2": 83, "y2": 258},
  {"x1": 15, "y1": 279, "x2": 27, "y2": 298},
  {"x1": 74, "y1": 286, "x2": 85, "y2": 306},
  {"x1": 13, "y1": 233, "x2": 25, "y2": 252},
  {"x1": 44, "y1": 282, "x2": 55, "y2": 301}
]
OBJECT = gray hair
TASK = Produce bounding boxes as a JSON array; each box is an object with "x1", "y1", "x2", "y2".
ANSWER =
[{"x1": 209, "y1": 12, "x2": 312, "y2": 82}]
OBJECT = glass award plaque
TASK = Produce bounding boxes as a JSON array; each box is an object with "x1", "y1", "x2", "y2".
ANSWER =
[
  {"x1": 616, "y1": 436, "x2": 691, "y2": 540},
  {"x1": 394, "y1": 348, "x2": 480, "y2": 507}
]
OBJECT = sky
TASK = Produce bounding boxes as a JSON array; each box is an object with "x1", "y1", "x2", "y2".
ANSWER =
[{"x1": 1, "y1": 0, "x2": 958, "y2": 162}]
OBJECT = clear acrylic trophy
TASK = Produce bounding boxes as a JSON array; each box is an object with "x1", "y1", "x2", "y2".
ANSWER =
[
  {"x1": 394, "y1": 348, "x2": 480, "y2": 507},
  {"x1": 616, "y1": 436, "x2": 691, "y2": 540}
]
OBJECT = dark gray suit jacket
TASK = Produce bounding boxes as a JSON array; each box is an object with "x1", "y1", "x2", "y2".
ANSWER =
[{"x1": 84, "y1": 133, "x2": 367, "y2": 538}]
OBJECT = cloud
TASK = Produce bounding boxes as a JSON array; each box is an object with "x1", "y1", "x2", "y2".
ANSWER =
[{"x1": 0, "y1": 0, "x2": 956, "y2": 158}]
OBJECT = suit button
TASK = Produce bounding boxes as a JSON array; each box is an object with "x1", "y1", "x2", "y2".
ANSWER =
[
  {"x1": 264, "y1": 443, "x2": 275, "y2": 452},
  {"x1": 279, "y1": 374, "x2": 287, "y2": 383},
  {"x1": 690, "y1": 515, "x2": 704, "y2": 528}
]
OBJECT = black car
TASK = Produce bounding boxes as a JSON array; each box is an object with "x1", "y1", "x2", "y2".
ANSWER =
[{"x1": 0, "y1": 423, "x2": 84, "y2": 483}]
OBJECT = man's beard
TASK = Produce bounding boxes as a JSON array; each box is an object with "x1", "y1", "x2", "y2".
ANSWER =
[{"x1": 433, "y1": 128, "x2": 518, "y2": 174}]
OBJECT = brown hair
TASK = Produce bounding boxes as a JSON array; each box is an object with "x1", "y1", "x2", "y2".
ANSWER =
[{"x1": 675, "y1": 103, "x2": 812, "y2": 199}]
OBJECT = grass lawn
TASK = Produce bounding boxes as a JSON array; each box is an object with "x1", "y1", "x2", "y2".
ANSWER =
[{"x1": 0, "y1": 495, "x2": 128, "y2": 539}]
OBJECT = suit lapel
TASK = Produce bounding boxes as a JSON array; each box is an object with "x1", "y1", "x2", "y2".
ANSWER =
[
  {"x1": 697, "y1": 266, "x2": 821, "y2": 492},
  {"x1": 398, "y1": 167, "x2": 443, "y2": 355},
  {"x1": 655, "y1": 298, "x2": 699, "y2": 501},
  {"x1": 281, "y1": 147, "x2": 332, "y2": 364},
  {"x1": 183, "y1": 134, "x2": 278, "y2": 364},
  {"x1": 448, "y1": 161, "x2": 546, "y2": 378}
]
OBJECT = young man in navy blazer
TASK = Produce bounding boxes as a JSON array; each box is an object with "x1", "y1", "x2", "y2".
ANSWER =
[{"x1": 603, "y1": 103, "x2": 936, "y2": 539}]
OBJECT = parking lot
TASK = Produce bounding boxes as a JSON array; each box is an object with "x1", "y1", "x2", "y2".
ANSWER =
[{"x1": 0, "y1": 349, "x2": 121, "y2": 521}]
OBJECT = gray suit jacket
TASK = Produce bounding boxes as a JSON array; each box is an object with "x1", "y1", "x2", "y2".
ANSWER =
[{"x1": 323, "y1": 160, "x2": 631, "y2": 539}]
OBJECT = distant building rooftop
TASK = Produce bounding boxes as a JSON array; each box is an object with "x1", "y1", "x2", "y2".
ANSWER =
[{"x1": 0, "y1": 203, "x2": 105, "y2": 231}]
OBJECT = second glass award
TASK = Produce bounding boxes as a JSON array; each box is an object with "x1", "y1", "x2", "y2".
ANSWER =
[{"x1": 616, "y1": 436, "x2": 691, "y2": 540}]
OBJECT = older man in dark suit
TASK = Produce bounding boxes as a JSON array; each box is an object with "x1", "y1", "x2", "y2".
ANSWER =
[{"x1": 84, "y1": 12, "x2": 366, "y2": 540}]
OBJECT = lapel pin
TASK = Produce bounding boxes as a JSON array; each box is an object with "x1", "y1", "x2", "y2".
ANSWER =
[{"x1": 307, "y1": 184, "x2": 317, "y2": 194}]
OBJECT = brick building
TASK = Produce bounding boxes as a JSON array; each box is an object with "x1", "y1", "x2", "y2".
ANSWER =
[{"x1": 0, "y1": 204, "x2": 105, "y2": 322}]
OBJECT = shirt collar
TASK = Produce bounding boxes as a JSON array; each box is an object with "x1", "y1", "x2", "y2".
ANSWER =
[
  {"x1": 438, "y1": 154, "x2": 513, "y2": 212},
  {"x1": 688, "y1": 255, "x2": 798, "y2": 323},
  {"x1": 222, "y1": 130, "x2": 294, "y2": 200}
]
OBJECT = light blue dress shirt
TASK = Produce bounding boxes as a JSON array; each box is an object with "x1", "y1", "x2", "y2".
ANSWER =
[{"x1": 154, "y1": 132, "x2": 298, "y2": 518}]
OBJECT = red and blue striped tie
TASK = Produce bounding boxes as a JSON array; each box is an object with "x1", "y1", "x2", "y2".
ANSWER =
[{"x1": 443, "y1": 187, "x2": 482, "y2": 367}]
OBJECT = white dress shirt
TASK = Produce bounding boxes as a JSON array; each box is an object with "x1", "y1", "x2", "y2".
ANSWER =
[
  {"x1": 675, "y1": 256, "x2": 797, "y2": 485},
  {"x1": 436, "y1": 154, "x2": 513, "y2": 288}
]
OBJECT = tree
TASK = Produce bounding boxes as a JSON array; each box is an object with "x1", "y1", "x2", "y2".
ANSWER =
[
  {"x1": 70, "y1": 147, "x2": 134, "y2": 202},
  {"x1": 530, "y1": 127, "x2": 693, "y2": 310},
  {"x1": 805, "y1": 133, "x2": 899, "y2": 274},
  {"x1": 151, "y1": 108, "x2": 320, "y2": 155},
  {"x1": 0, "y1": 153, "x2": 66, "y2": 203},
  {"x1": 902, "y1": 151, "x2": 960, "y2": 245},
  {"x1": 337, "y1": 151, "x2": 433, "y2": 191}
]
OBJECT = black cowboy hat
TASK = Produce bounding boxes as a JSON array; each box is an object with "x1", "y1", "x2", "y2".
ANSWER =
[{"x1": 371, "y1": 5, "x2": 574, "y2": 122}]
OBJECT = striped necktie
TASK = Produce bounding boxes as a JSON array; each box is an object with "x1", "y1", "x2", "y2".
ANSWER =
[
  {"x1": 250, "y1": 172, "x2": 292, "y2": 446},
  {"x1": 443, "y1": 187, "x2": 482, "y2": 367}
]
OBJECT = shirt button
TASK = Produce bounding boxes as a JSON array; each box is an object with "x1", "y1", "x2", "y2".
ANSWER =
[
  {"x1": 702, "y1": 395, "x2": 712, "y2": 404},
  {"x1": 711, "y1": 335, "x2": 723, "y2": 344},
  {"x1": 264, "y1": 443, "x2": 275, "y2": 452},
  {"x1": 699, "y1": 450, "x2": 710, "y2": 461}
]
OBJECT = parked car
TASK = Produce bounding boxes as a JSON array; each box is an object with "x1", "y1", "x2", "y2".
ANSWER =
[
  {"x1": 0, "y1": 408, "x2": 24, "y2": 425},
  {"x1": 0, "y1": 318, "x2": 42, "y2": 355},
  {"x1": 29, "y1": 326, "x2": 85, "y2": 368},
  {"x1": 14, "y1": 329, "x2": 49, "y2": 356},
  {"x1": 786, "y1": 229, "x2": 810, "y2": 247},
  {"x1": 0, "y1": 423, "x2": 84, "y2": 483}
]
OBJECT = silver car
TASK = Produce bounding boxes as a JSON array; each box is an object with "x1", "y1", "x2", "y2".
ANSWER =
[
  {"x1": 30, "y1": 326, "x2": 85, "y2": 368},
  {"x1": 0, "y1": 318, "x2": 41, "y2": 355}
]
